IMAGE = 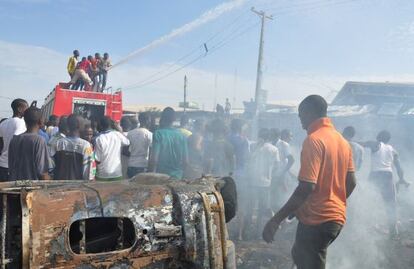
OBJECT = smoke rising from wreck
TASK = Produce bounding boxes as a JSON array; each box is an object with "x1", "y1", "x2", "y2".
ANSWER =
[{"x1": 326, "y1": 120, "x2": 414, "y2": 269}]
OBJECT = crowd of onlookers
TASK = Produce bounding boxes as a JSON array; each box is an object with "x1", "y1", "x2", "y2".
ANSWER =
[{"x1": 66, "y1": 50, "x2": 112, "y2": 92}]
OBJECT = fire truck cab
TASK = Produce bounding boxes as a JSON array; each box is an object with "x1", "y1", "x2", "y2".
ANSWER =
[{"x1": 41, "y1": 84, "x2": 123, "y2": 122}]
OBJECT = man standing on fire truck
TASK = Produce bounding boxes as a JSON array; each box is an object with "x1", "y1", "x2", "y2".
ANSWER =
[{"x1": 67, "y1": 50, "x2": 79, "y2": 79}]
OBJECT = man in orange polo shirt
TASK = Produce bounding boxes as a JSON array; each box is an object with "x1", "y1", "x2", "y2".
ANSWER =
[{"x1": 263, "y1": 95, "x2": 357, "y2": 269}]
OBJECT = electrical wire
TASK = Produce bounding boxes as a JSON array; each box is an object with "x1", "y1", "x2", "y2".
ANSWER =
[
  {"x1": 120, "y1": 10, "x2": 254, "y2": 88},
  {"x1": 259, "y1": 0, "x2": 339, "y2": 10},
  {"x1": 258, "y1": 0, "x2": 356, "y2": 13},
  {"x1": 120, "y1": 11, "x2": 255, "y2": 89},
  {"x1": 120, "y1": 0, "x2": 362, "y2": 91},
  {"x1": 122, "y1": 20, "x2": 260, "y2": 91},
  {"x1": 269, "y1": 0, "x2": 360, "y2": 16},
  {"x1": 122, "y1": 22, "x2": 259, "y2": 91}
]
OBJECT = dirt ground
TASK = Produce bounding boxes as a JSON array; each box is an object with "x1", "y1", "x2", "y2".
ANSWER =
[
  {"x1": 233, "y1": 219, "x2": 414, "y2": 269},
  {"x1": 231, "y1": 185, "x2": 414, "y2": 269}
]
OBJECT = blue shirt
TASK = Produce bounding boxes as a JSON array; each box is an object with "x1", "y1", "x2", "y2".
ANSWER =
[
  {"x1": 38, "y1": 129, "x2": 50, "y2": 143},
  {"x1": 227, "y1": 133, "x2": 249, "y2": 177}
]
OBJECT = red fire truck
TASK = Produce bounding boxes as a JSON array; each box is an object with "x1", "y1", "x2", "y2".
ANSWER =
[{"x1": 41, "y1": 83, "x2": 122, "y2": 122}]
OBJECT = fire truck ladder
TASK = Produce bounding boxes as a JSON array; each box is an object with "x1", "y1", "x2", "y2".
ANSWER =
[{"x1": 110, "y1": 94, "x2": 122, "y2": 120}]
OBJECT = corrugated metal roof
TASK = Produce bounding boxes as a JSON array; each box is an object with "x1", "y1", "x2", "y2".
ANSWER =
[{"x1": 332, "y1": 81, "x2": 414, "y2": 106}]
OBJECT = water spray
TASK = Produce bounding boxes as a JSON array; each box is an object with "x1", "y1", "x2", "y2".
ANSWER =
[{"x1": 111, "y1": 0, "x2": 246, "y2": 69}]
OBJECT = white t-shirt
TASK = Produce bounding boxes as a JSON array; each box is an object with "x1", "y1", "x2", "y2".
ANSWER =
[
  {"x1": 249, "y1": 142, "x2": 280, "y2": 187},
  {"x1": 127, "y1": 127, "x2": 153, "y2": 168},
  {"x1": 349, "y1": 141, "x2": 364, "y2": 171},
  {"x1": 276, "y1": 139, "x2": 291, "y2": 174},
  {"x1": 95, "y1": 130, "x2": 130, "y2": 178},
  {"x1": 371, "y1": 142, "x2": 396, "y2": 173},
  {"x1": 0, "y1": 117, "x2": 26, "y2": 168}
]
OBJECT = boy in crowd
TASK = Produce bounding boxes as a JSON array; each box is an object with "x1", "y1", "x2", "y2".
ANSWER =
[{"x1": 8, "y1": 107, "x2": 50, "y2": 180}]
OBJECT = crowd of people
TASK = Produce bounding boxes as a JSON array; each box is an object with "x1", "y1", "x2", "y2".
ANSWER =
[
  {"x1": 0, "y1": 95, "x2": 411, "y2": 269},
  {"x1": 0, "y1": 98, "x2": 263, "y2": 183},
  {"x1": 66, "y1": 50, "x2": 112, "y2": 92}
]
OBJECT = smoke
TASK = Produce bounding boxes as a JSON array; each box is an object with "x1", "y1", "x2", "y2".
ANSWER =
[
  {"x1": 234, "y1": 115, "x2": 414, "y2": 268},
  {"x1": 111, "y1": 0, "x2": 246, "y2": 69},
  {"x1": 325, "y1": 123, "x2": 414, "y2": 269}
]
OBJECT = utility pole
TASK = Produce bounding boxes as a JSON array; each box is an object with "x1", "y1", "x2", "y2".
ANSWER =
[
  {"x1": 184, "y1": 75, "x2": 187, "y2": 113},
  {"x1": 251, "y1": 7, "x2": 273, "y2": 114}
]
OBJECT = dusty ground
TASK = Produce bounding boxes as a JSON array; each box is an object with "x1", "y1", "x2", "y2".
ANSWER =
[
  {"x1": 233, "y1": 219, "x2": 414, "y2": 269},
  {"x1": 231, "y1": 185, "x2": 414, "y2": 269}
]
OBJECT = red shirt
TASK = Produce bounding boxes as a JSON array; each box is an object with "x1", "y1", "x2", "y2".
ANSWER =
[
  {"x1": 90, "y1": 58, "x2": 97, "y2": 70},
  {"x1": 78, "y1": 60, "x2": 91, "y2": 72}
]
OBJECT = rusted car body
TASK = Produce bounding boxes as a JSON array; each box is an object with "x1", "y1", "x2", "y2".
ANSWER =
[{"x1": 0, "y1": 174, "x2": 236, "y2": 269}]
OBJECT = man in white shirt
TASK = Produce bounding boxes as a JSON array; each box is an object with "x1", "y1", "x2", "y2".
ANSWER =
[
  {"x1": 247, "y1": 128, "x2": 280, "y2": 237},
  {"x1": 276, "y1": 129, "x2": 295, "y2": 177},
  {"x1": 126, "y1": 113, "x2": 152, "y2": 178},
  {"x1": 94, "y1": 116, "x2": 130, "y2": 180},
  {"x1": 342, "y1": 126, "x2": 364, "y2": 171},
  {"x1": 0, "y1": 99, "x2": 28, "y2": 181},
  {"x1": 273, "y1": 129, "x2": 295, "y2": 209},
  {"x1": 270, "y1": 128, "x2": 281, "y2": 146},
  {"x1": 360, "y1": 130, "x2": 409, "y2": 237}
]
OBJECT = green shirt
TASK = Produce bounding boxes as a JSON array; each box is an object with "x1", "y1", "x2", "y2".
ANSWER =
[{"x1": 153, "y1": 127, "x2": 188, "y2": 179}]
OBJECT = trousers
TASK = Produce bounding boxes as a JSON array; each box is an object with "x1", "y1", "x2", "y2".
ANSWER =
[{"x1": 292, "y1": 221, "x2": 342, "y2": 269}]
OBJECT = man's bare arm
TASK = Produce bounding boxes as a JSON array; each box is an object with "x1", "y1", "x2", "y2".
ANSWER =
[
  {"x1": 393, "y1": 153, "x2": 410, "y2": 186},
  {"x1": 282, "y1": 155, "x2": 295, "y2": 175},
  {"x1": 394, "y1": 153, "x2": 404, "y2": 180},
  {"x1": 263, "y1": 180, "x2": 315, "y2": 243},
  {"x1": 272, "y1": 181, "x2": 315, "y2": 222},
  {"x1": 148, "y1": 150, "x2": 158, "y2": 173},
  {"x1": 358, "y1": 141, "x2": 380, "y2": 152},
  {"x1": 346, "y1": 171, "x2": 356, "y2": 198}
]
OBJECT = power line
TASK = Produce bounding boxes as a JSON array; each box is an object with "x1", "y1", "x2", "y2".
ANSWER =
[
  {"x1": 121, "y1": 11, "x2": 257, "y2": 90},
  {"x1": 122, "y1": 21, "x2": 260, "y2": 91},
  {"x1": 269, "y1": 0, "x2": 360, "y2": 16},
  {"x1": 124, "y1": 22, "x2": 260, "y2": 90},
  {"x1": 260, "y1": 0, "x2": 338, "y2": 10},
  {"x1": 121, "y1": 0, "x2": 362, "y2": 91},
  {"x1": 120, "y1": 10, "x2": 254, "y2": 88},
  {"x1": 259, "y1": 0, "x2": 356, "y2": 13}
]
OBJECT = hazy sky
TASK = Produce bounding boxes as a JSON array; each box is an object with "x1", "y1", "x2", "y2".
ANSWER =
[{"x1": 1, "y1": 0, "x2": 414, "y2": 116}]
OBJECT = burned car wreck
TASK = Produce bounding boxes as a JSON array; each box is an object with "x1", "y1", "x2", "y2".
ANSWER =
[{"x1": 0, "y1": 173, "x2": 237, "y2": 269}]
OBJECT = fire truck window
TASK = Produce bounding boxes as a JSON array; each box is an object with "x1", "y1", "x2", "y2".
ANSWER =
[
  {"x1": 69, "y1": 217, "x2": 136, "y2": 254},
  {"x1": 73, "y1": 103, "x2": 105, "y2": 121}
]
